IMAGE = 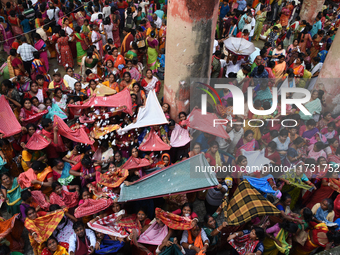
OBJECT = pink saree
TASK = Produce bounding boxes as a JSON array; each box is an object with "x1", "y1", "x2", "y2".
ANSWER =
[
  {"x1": 236, "y1": 139, "x2": 256, "y2": 158},
  {"x1": 35, "y1": 39, "x2": 49, "y2": 72}
]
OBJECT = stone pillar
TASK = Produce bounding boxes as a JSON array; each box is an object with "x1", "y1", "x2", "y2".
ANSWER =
[
  {"x1": 299, "y1": 0, "x2": 325, "y2": 25},
  {"x1": 315, "y1": 30, "x2": 340, "y2": 114},
  {"x1": 163, "y1": 0, "x2": 219, "y2": 121}
]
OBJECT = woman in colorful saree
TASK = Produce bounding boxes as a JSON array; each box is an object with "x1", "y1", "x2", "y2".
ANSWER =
[
  {"x1": 19, "y1": 98, "x2": 43, "y2": 126},
  {"x1": 181, "y1": 224, "x2": 210, "y2": 255},
  {"x1": 0, "y1": 172, "x2": 22, "y2": 214},
  {"x1": 24, "y1": 206, "x2": 66, "y2": 255},
  {"x1": 275, "y1": 193, "x2": 304, "y2": 224},
  {"x1": 141, "y1": 69, "x2": 161, "y2": 96},
  {"x1": 81, "y1": 50, "x2": 99, "y2": 78},
  {"x1": 131, "y1": 83, "x2": 146, "y2": 105},
  {"x1": 291, "y1": 222, "x2": 340, "y2": 255},
  {"x1": 34, "y1": 34, "x2": 49, "y2": 72},
  {"x1": 70, "y1": 154, "x2": 96, "y2": 188},
  {"x1": 8, "y1": 10, "x2": 23, "y2": 36},
  {"x1": 62, "y1": 144, "x2": 85, "y2": 168},
  {"x1": 93, "y1": 231, "x2": 125, "y2": 255},
  {"x1": 235, "y1": 130, "x2": 260, "y2": 158},
  {"x1": 279, "y1": 164, "x2": 315, "y2": 210},
  {"x1": 114, "y1": 150, "x2": 127, "y2": 168},
  {"x1": 18, "y1": 161, "x2": 53, "y2": 195},
  {"x1": 74, "y1": 26, "x2": 89, "y2": 66},
  {"x1": 317, "y1": 112, "x2": 333, "y2": 131},
  {"x1": 41, "y1": 236, "x2": 69, "y2": 255},
  {"x1": 289, "y1": 57, "x2": 304, "y2": 78},
  {"x1": 119, "y1": 71, "x2": 136, "y2": 91},
  {"x1": 7, "y1": 49, "x2": 26, "y2": 78},
  {"x1": 227, "y1": 226, "x2": 265, "y2": 255},
  {"x1": 263, "y1": 221, "x2": 298, "y2": 255},
  {"x1": 205, "y1": 141, "x2": 235, "y2": 168},
  {"x1": 31, "y1": 52, "x2": 49, "y2": 83},
  {"x1": 146, "y1": 30, "x2": 160, "y2": 73},
  {"x1": 49, "y1": 181, "x2": 79, "y2": 209},
  {"x1": 299, "y1": 90, "x2": 323, "y2": 121},
  {"x1": 0, "y1": 17, "x2": 14, "y2": 54},
  {"x1": 305, "y1": 171, "x2": 340, "y2": 209}
]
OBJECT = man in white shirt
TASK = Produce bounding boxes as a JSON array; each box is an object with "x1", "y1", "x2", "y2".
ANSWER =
[
  {"x1": 69, "y1": 221, "x2": 96, "y2": 255},
  {"x1": 216, "y1": 123, "x2": 234, "y2": 152},
  {"x1": 47, "y1": 2, "x2": 60, "y2": 22},
  {"x1": 103, "y1": 0, "x2": 112, "y2": 18},
  {"x1": 17, "y1": 36, "x2": 37, "y2": 76},
  {"x1": 139, "y1": 0, "x2": 149, "y2": 14},
  {"x1": 249, "y1": 15, "x2": 256, "y2": 41},
  {"x1": 225, "y1": 54, "x2": 246, "y2": 77},
  {"x1": 91, "y1": 25, "x2": 102, "y2": 53},
  {"x1": 213, "y1": 39, "x2": 218, "y2": 54},
  {"x1": 152, "y1": 14, "x2": 162, "y2": 29},
  {"x1": 91, "y1": 6, "x2": 103, "y2": 22},
  {"x1": 228, "y1": 123, "x2": 244, "y2": 155}
]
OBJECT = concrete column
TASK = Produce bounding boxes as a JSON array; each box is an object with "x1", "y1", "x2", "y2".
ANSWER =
[
  {"x1": 163, "y1": 0, "x2": 219, "y2": 121},
  {"x1": 299, "y1": 0, "x2": 325, "y2": 25},
  {"x1": 315, "y1": 30, "x2": 340, "y2": 114}
]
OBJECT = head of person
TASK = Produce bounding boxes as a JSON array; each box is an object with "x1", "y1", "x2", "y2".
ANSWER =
[
  {"x1": 0, "y1": 173, "x2": 12, "y2": 186},
  {"x1": 244, "y1": 130, "x2": 254, "y2": 142},
  {"x1": 209, "y1": 141, "x2": 219, "y2": 154},
  {"x1": 313, "y1": 141, "x2": 324, "y2": 152},
  {"x1": 178, "y1": 111, "x2": 187, "y2": 121},
  {"x1": 31, "y1": 161, "x2": 46, "y2": 174},
  {"x1": 73, "y1": 221, "x2": 86, "y2": 237},
  {"x1": 250, "y1": 227, "x2": 265, "y2": 241},
  {"x1": 81, "y1": 155, "x2": 92, "y2": 169},
  {"x1": 204, "y1": 214, "x2": 216, "y2": 229},
  {"x1": 54, "y1": 88, "x2": 63, "y2": 99},
  {"x1": 278, "y1": 129, "x2": 289, "y2": 143},
  {"x1": 321, "y1": 198, "x2": 333, "y2": 212},
  {"x1": 280, "y1": 192, "x2": 292, "y2": 207},
  {"x1": 81, "y1": 187, "x2": 91, "y2": 200},
  {"x1": 23, "y1": 98, "x2": 32, "y2": 110},
  {"x1": 137, "y1": 208, "x2": 148, "y2": 222},
  {"x1": 192, "y1": 142, "x2": 201, "y2": 154},
  {"x1": 237, "y1": 155, "x2": 247, "y2": 166},
  {"x1": 52, "y1": 181, "x2": 63, "y2": 195},
  {"x1": 25, "y1": 206, "x2": 37, "y2": 220},
  {"x1": 123, "y1": 72, "x2": 131, "y2": 82},
  {"x1": 41, "y1": 118, "x2": 53, "y2": 132}
]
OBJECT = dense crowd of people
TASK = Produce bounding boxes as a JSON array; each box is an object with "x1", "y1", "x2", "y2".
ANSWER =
[{"x1": 0, "y1": 0, "x2": 339, "y2": 255}]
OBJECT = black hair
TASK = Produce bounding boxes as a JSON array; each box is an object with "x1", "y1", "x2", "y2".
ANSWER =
[
  {"x1": 253, "y1": 226, "x2": 265, "y2": 240},
  {"x1": 324, "y1": 198, "x2": 334, "y2": 212},
  {"x1": 81, "y1": 154, "x2": 92, "y2": 167},
  {"x1": 25, "y1": 206, "x2": 35, "y2": 216},
  {"x1": 280, "y1": 192, "x2": 291, "y2": 203},
  {"x1": 237, "y1": 155, "x2": 247, "y2": 164},
  {"x1": 21, "y1": 189, "x2": 32, "y2": 201},
  {"x1": 0, "y1": 172, "x2": 11, "y2": 182},
  {"x1": 181, "y1": 202, "x2": 193, "y2": 215},
  {"x1": 244, "y1": 130, "x2": 254, "y2": 137},
  {"x1": 302, "y1": 207, "x2": 313, "y2": 223},
  {"x1": 279, "y1": 129, "x2": 289, "y2": 137},
  {"x1": 279, "y1": 221, "x2": 298, "y2": 233},
  {"x1": 293, "y1": 136, "x2": 304, "y2": 145},
  {"x1": 52, "y1": 181, "x2": 62, "y2": 191},
  {"x1": 31, "y1": 161, "x2": 46, "y2": 172},
  {"x1": 267, "y1": 141, "x2": 277, "y2": 151},
  {"x1": 73, "y1": 221, "x2": 85, "y2": 230},
  {"x1": 306, "y1": 119, "x2": 316, "y2": 127}
]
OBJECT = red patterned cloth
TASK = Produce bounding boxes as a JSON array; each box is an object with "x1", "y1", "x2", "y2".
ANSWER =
[
  {"x1": 155, "y1": 208, "x2": 194, "y2": 230},
  {"x1": 121, "y1": 156, "x2": 151, "y2": 170},
  {"x1": 0, "y1": 95, "x2": 22, "y2": 138},
  {"x1": 49, "y1": 190, "x2": 79, "y2": 208},
  {"x1": 25, "y1": 133, "x2": 50, "y2": 150},
  {"x1": 74, "y1": 198, "x2": 114, "y2": 218},
  {"x1": 139, "y1": 127, "x2": 171, "y2": 152}
]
